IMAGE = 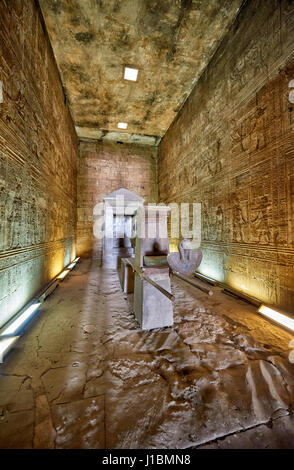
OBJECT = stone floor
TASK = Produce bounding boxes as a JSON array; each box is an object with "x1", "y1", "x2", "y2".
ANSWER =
[{"x1": 0, "y1": 257, "x2": 294, "y2": 449}]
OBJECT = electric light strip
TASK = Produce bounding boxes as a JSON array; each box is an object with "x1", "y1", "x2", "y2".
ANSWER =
[
  {"x1": 38, "y1": 280, "x2": 59, "y2": 303},
  {"x1": 258, "y1": 305, "x2": 294, "y2": 333},
  {"x1": 0, "y1": 257, "x2": 81, "y2": 362},
  {"x1": 0, "y1": 337, "x2": 19, "y2": 363},
  {"x1": 56, "y1": 257, "x2": 81, "y2": 280},
  {"x1": 194, "y1": 272, "x2": 218, "y2": 286},
  {"x1": 0, "y1": 303, "x2": 41, "y2": 336},
  {"x1": 57, "y1": 269, "x2": 70, "y2": 280}
]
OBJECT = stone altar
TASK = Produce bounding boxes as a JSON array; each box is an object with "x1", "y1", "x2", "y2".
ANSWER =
[{"x1": 134, "y1": 205, "x2": 173, "y2": 330}]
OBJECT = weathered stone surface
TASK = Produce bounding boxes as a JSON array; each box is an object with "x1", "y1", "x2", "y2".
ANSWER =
[
  {"x1": 39, "y1": 0, "x2": 243, "y2": 140},
  {"x1": 0, "y1": 409, "x2": 34, "y2": 449},
  {"x1": 41, "y1": 363, "x2": 88, "y2": 404},
  {"x1": 0, "y1": 374, "x2": 33, "y2": 413},
  {"x1": 33, "y1": 394, "x2": 56, "y2": 449},
  {"x1": 75, "y1": 127, "x2": 160, "y2": 147},
  {"x1": 158, "y1": 0, "x2": 294, "y2": 311},
  {"x1": 52, "y1": 396, "x2": 105, "y2": 449},
  {"x1": 198, "y1": 415, "x2": 294, "y2": 449},
  {"x1": 0, "y1": 258, "x2": 294, "y2": 449},
  {"x1": 77, "y1": 140, "x2": 158, "y2": 255},
  {"x1": 0, "y1": 0, "x2": 78, "y2": 328}
]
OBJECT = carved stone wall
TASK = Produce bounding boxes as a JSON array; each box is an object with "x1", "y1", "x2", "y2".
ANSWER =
[
  {"x1": 0, "y1": 1, "x2": 78, "y2": 328},
  {"x1": 158, "y1": 0, "x2": 294, "y2": 311},
  {"x1": 77, "y1": 140, "x2": 158, "y2": 256}
]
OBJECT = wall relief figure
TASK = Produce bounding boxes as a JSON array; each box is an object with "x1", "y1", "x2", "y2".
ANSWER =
[
  {"x1": 232, "y1": 193, "x2": 249, "y2": 243},
  {"x1": 230, "y1": 107, "x2": 266, "y2": 154},
  {"x1": 215, "y1": 204, "x2": 224, "y2": 241},
  {"x1": 251, "y1": 195, "x2": 271, "y2": 244}
]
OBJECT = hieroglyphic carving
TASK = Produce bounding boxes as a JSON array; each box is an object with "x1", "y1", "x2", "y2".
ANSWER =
[
  {"x1": 0, "y1": 0, "x2": 78, "y2": 327},
  {"x1": 232, "y1": 193, "x2": 249, "y2": 244},
  {"x1": 77, "y1": 140, "x2": 158, "y2": 255},
  {"x1": 158, "y1": 0, "x2": 294, "y2": 310},
  {"x1": 230, "y1": 107, "x2": 266, "y2": 154}
]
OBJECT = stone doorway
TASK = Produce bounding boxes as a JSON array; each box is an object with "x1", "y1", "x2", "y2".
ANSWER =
[{"x1": 102, "y1": 188, "x2": 144, "y2": 268}]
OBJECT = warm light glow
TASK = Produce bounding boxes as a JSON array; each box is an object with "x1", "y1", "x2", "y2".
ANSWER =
[
  {"x1": 169, "y1": 242, "x2": 179, "y2": 253},
  {"x1": 118, "y1": 122, "x2": 128, "y2": 129},
  {"x1": 57, "y1": 269, "x2": 70, "y2": 280},
  {"x1": 124, "y1": 66, "x2": 138, "y2": 82},
  {"x1": 198, "y1": 266, "x2": 223, "y2": 283},
  {"x1": 258, "y1": 305, "x2": 294, "y2": 332},
  {"x1": 0, "y1": 337, "x2": 19, "y2": 363},
  {"x1": 1, "y1": 304, "x2": 41, "y2": 336}
]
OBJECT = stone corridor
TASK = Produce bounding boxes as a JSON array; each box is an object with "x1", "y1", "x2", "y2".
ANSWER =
[{"x1": 0, "y1": 258, "x2": 294, "y2": 449}]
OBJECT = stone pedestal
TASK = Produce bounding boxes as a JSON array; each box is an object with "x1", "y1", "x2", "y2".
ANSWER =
[
  {"x1": 134, "y1": 267, "x2": 173, "y2": 330},
  {"x1": 102, "y1": 188, "x2": 144, "y2": 268},
  {"x1": 120, "y1": 258, "x2": 135, "y2": 294}
]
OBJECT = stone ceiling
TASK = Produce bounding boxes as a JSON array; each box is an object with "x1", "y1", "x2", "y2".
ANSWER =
[{"x1": 39, "y1": 0, "x2": 244, "y2": 145}]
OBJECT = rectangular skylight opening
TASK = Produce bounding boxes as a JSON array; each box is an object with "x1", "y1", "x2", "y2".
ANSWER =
[{"x1": 124, "y1": 67, "x2": 138, "y2": 82}]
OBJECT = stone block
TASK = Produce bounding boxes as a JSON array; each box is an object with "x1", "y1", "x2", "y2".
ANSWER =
[{"x1": 134, "y1": 270, "x2": 173, "y2": 330}]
